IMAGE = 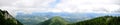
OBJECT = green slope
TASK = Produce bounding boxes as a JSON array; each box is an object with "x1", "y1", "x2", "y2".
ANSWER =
[
  {"x1": 38, "y1": 16, "x2": 68, "y2": 25},
  {"x1": 38, "y1": 16, "x2": 120, "y2": 25},
  {"x1": 68, "y1": 16, "x2": 120, "y2": 25},
  {"x1": 0, "y1": 9, "x2": 23, "y2": 25}
]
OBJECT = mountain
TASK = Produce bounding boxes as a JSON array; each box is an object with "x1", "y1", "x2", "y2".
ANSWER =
[
  {"x1": 15, "y1": 12, "x2": 110, "y2": 24},
  {"x1": 0, "y1": 9, "x2": 23, "y2": 25},
  {"x1": 68, "y1": 16, "x2": 120, "y2": 25},
  {"x1": 16, "y1": 12, "x2": 120, "y2": 25},
  {"x1": 38, "y1": 16, "x2": 68, "y2": 25},
  {"x1": 17, "y1": 16, "x2": 47, "y2": 25}
]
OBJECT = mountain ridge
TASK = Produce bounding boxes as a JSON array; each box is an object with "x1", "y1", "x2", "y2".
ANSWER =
[
  {"x1": 68, "y1": 16, "x2": 120, "y2": 25},
  {"x1": 38, "y1": 16, "x2": 120, "y2": 25},
  {"x1": 38, "y1": 16, "x2": 68, "y2": 25},
  {"x1": 0, "y1": 9, "x2": 23, "y2": 25}
]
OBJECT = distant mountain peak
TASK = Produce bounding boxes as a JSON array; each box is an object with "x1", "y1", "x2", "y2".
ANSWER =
[{"x1": 38, "y1": 16, "x2": 68, "y2": 25}]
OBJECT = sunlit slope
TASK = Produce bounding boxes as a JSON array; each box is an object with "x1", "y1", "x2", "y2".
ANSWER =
[
  {"x1": 0, "y1": 9, "x2": 23, "y2": 25},
  {"x1": 68, "y1": 16, "x2": 120, "y2": 25},
  {"x1": 38, "y1": 16, "x2": 68, "y2": 25}
]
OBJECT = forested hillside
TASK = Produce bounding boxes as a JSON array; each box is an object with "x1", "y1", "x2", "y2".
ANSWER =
[{"x1": 0, "y1": 9, "x2": 23, "y2": 25}]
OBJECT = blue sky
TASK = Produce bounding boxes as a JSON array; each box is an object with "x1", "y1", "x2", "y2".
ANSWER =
[
  {"x1": 0, "y1": 0, "x2": 120, "y2": 16},
  {"x1": 50, "y1": 0, "x2": 60, "y2": 8}
]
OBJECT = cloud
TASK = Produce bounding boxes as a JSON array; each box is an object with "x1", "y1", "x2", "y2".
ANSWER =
[
  {"x1": 114, "y1": 0, "x2": 120, "y2": 5},
  {"x1": 12, "y1": 0, "x2": 56, "y2": 8},
  {"x1": 0, "y1": 0, "x2": 56, "y2": 16},
  {"x1": 114, "y1": 9, "x2": 120, "y2": 13},
  {"x1": 0, "y1": 0, "x2": 120, "y2": 16},
  {"x1": 55, "y1": 0, "x2": 120, "y2": 13},
  {"x1": 0, "y1": 0, "x2": 17, "y2": 6}
]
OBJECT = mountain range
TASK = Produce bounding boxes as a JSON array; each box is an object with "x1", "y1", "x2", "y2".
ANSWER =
[
  {"x1": 38, "y1": 16, "x2": 120, "y2": 25},
  {"x1": 0, "y1": 9, "x2": 120, "y2": 25},
  {"x1": 16, "y1": 12, "x2": 120, "y2": 25}
]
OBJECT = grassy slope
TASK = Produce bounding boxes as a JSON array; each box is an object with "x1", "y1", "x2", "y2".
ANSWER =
[
  {"x1": 38, "y1": 16, "x2": 68, "y2": 25},
  {"x1": 68, "y1": 16, "x2": 120, "y2": 25}
]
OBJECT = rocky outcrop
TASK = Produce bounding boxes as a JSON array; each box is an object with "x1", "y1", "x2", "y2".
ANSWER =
[{"x1": 0, "y1": 9, "x2": 23, "y2": 25}]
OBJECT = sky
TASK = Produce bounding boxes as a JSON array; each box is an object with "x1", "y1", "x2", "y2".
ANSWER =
[{"x1": 0, "y1": 0, "x2": 120, "y2": 16}]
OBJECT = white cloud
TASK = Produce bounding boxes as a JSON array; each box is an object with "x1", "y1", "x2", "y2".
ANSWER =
[
  {"x1": 0, "y1": 0, "x2": 56, "y2": 16},
  {"x1": 44, "y1": 17, "x2": 49, "y2": 20},
  {"x1": 0, "y1": 0, "x2": 120, "y2": 16},
  {"x1": 55, "y1": 0, "x2": 120, "y2": 13},
  {"x1": 12, "y1": 0, "x2": 56, "y2": 8}
]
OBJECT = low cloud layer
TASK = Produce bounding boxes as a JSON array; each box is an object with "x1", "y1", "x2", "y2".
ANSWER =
[{"x1": 0, "y1": 0, "x2": 120, "y2": 16}]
